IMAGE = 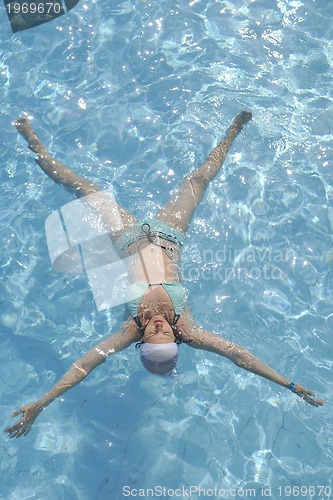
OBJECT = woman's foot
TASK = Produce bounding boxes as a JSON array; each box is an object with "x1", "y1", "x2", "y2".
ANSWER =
[{"x1": 15, "y1": 116, "x2": 46, "y2": 155}]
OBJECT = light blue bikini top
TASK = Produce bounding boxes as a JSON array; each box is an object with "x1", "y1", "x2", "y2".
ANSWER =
[{"x1": 126, "y1": 282, "x2": 186, "y2": 319}]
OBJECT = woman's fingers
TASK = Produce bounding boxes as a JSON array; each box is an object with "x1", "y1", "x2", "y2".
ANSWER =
[
  {"x1": 10, "y1": 407, "x2": 25, "y2": 418},
  {"x1": 6, "y1": 420, "x2": 31, "y2": 439},
  {"x1": 291, "y1": 384, "x2": 323, "y2": 406},
  {"x1": 298, "y1": 391, "x2": 324, "y2": 407}
]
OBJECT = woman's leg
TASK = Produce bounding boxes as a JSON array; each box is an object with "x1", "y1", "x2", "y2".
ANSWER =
[
  {"x1": 155, "y1": 110, "x2": 252, "y2": 233},
  {"x1": 16, "y1": 117, "x2": 137, "y2": 238}
]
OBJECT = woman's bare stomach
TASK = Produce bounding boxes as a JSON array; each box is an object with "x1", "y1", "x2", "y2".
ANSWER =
[{"x1": 126, "y1": 240, "x2": 181, "y2": 283}]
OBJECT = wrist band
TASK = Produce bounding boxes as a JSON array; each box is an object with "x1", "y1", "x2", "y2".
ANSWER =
[{"x1": 288, "y1": 382, "x2": 296, "y2": 392}]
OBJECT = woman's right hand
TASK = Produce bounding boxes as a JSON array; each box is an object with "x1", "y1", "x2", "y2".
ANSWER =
[{"x1": 5, "y1": 402, "x2": 44, "y2": 438}]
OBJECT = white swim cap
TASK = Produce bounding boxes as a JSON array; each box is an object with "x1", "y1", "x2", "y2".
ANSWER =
[{"x1": 139, "y1": 342, "x2": 178, "y2": 376}]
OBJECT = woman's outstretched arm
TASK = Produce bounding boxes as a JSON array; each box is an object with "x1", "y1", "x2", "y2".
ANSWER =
[
  {"x1": 178, "y1": 313, "x2": 324, "y2": 407},
  {"x1": 5, "y1": 321, "x2": 140, "y2": 438}
]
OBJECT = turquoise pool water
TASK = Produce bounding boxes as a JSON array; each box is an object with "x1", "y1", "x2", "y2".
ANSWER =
[{"x1": 1, "y1": 0, "x2": 332, "y2": 498}]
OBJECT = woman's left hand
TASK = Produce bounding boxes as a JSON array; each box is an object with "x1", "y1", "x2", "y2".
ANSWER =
[{"x1": 291, "y1": 384, "x2": 324, "y2": 407}]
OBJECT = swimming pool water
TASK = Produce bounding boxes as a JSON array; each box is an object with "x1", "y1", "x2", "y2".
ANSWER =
[{"x1": 0, "y1": 0, "x2": 332, "y2": 498}]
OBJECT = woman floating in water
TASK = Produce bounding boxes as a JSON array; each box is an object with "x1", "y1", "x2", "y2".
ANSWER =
[{"x1": 6, "y1": 111, "x2": 323, "y2": 438}]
